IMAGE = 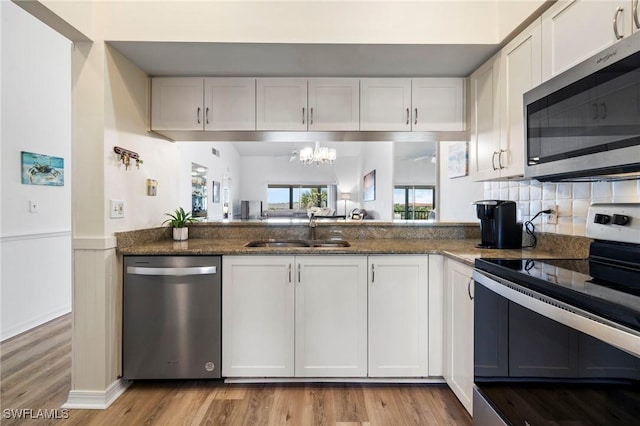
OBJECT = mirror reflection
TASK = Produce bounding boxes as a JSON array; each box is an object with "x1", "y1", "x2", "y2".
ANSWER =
[
  {"x1": 181, "y1": 141, "x2": 438, "y2": 222},
  {"x1": 191, "y1": 162, "x2": 207, "y2": 218}
]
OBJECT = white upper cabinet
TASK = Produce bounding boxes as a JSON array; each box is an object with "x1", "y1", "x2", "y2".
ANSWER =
[
  {"x1": 204, "y1": 78, "x2": 255, "y2": 130},
  {"x1": 412, "y1": 78, "x2": 465, "y2": 131},
  {"x1": 307, "y1": 78, "x2": 360, "y2": 131},
  {"x1": 152, "y1": 77, "x2": 255, "y2": 131},
  {"x1": 542, "y1": 0, "x2": 632, "y2": 81},
  {"x1": 256, "y1": 78, "x2": 308, "y2": 131},
  {"x1": 498, "y1": 17, "x2": 542, "y2": 180},
  {"x1": 368, "y1": 255, "x2": 429, "y2": 377},
  {"x1": 151, "y1": 77, "x2": 204, "y2": 131},
  {"x1": 361, "y1": 78, "x2": 465, "y2": 131},
  {"x1": 471, "y1": 18, "x2": 541, "y2": 181},
  {"x1": 360, "y1": 78, "x2": 412, "y2": 131},
  {"x1": 470, "y1": 52, "x2": 502, "y2": 181}
]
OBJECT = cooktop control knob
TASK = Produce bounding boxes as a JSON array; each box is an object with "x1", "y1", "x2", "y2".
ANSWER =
[
  {"x1": 612, "y1": 214, "x2": 630, "y2": 226},
  {"x1": 594, "y1": 213, "x2": 611, "y2": 224}
]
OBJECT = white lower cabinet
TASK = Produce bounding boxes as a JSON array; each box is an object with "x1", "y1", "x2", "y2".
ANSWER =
[
  {"x1": 443, "y1": 258, "x2": 474, "y2": 415},
  {"x1": 222, "y1": 255, "x2": 367, "y2": 378},
  {"x1": 222, "y1": 256, "x2": 295, "y2": 377},
  {"x1": 368, "y1": 255, "x2": 428, "y2": 377},
  {"x1": 295, "y1": 256, "x2": 368, "y2": 377}
]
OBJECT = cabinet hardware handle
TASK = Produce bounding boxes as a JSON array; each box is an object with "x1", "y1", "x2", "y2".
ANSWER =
[
  {"x1": 491, "y1": 152, "x2": 498, "y2": 171},
  {"x1": 634, "y1": 0, "x2": 639, "y2": 29},
  {"x1": 302, "y1": 107, "x2": 305, "y2": 125},
  {"x1": 288, "y1": 264, "x2": 292, "y2": 283},
  {"x1": 600, "y1": 103, "x2": 607, "y2": 120},
  {"x1": 205, "y1": 107, "x2": 210, "y2": 124},
  {"x1": 310, "y1": 107, "x2": 314, "y2": 125},
  {"x1": 467, "y1": 278, "x2": 474, "y2": 301},
  {"x1": 297, "y1": 264, "x2": 301, "y2": 284},
  {"x1": 613, "y1": 7, "x2": 624, "y2": 40},
  {"x1": 592, "y1": 103, "x2": 599, "y2": 120},
  {"x1": 197, "y1": 107, "x2": 201, "y2": 124},
  {"x1": 414, "y1": 108, "x2": 418, "y2": 126},
  {"x1": 498, "y1": 149, "x2": 506, "y2": 169},
  {"x1": 371, "y1": 264, "x2": 375, "y2": 284},
  {"x1": 406, "y1": 108, "x2": 410, "y2": 125}
]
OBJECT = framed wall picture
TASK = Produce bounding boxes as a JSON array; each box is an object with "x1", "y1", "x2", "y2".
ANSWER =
[
  {"x1": 447, "y1": 141, "x2": 469, "y2": 178},
  {"x1": 363, "y1": 169, "x2": 376, "y2": 201},
  {"x1": 21, "y1": 151, "x2": 64, "y2": 186},
  {"x1": 212, "y1": 181, "x2": 220, "y2": 203}
]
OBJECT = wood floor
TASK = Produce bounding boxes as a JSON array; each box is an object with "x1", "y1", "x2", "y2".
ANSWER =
[{"x1": 0, "y1": 314, "x2": 471, "y2": 425}]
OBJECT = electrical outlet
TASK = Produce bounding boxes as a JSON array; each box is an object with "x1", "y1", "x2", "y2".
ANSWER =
[
  {"x1": 544, "y1": 204, "x2": 558, "y2": 225},
  {"x1": 110, "y1": 199, "x2": 125, "y2": 218},
  {"x1": 29, "y1": 200, "x2": 39, "y2": 213}
]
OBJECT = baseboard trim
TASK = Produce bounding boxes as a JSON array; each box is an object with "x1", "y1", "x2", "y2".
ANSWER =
[
  {"x1": 62, "y1": 379, "x2": 131, "y2": 410},
  {"x1": 224, "y1": 377, "x2": 446, "y2": 384},
  {"x1": 1, "y1": 307, "x2": 71, "y2": 342}
]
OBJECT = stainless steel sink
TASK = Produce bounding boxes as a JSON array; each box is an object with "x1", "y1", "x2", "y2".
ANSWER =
[
  {"x1": 245, "y1": 239, "x2": 311, "y2": 248},
  {"x1": 244, "y1": 239, "x2": 351, "y2": 248},
  {"x1": 309, "y1": 240, "x2": 351, "y2": 247}
]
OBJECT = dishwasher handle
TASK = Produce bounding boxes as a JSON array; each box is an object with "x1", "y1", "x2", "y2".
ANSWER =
[{"x1": 127, "y1": 266, "x2": 217, "y2": 276}]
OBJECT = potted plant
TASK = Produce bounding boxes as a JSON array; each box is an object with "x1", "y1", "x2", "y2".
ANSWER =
[{"x1": 163, "y1": 207, "x2": 197, "y2": 241}]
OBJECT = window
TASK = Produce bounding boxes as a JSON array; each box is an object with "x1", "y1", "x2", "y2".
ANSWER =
[
  {"x1": 267, "y1": 184, "x2": 328, "y2": 211},
  {"x1": 393, "y1": 185, "x2": 435, "y2": 220}
]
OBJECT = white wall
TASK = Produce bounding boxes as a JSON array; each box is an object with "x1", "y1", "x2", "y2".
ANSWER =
[
  {"x1": 1, "y1": 1, "x2": 72, "y2": 340},
  {"x1": 178, "y1": 142, "x2": 241, "y2": 220},
  {"x1": 438, "y1": 141, "x2": 485, "y2": 222},
  {"x1": 103, "y1": 45, "x2": 180, "y2": 234},
  {"x1": 360, "y1": 141, "x2": 394, "y2": 221}
]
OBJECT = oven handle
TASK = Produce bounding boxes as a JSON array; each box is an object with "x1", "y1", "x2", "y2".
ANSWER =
[{"x1": 473, "y1": 269, "x2": 640, "y2": 358}]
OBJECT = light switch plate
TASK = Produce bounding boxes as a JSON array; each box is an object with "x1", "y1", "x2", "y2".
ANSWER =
[{"x1": 110, "y1": 199, "x2": 125, "y2": 218}]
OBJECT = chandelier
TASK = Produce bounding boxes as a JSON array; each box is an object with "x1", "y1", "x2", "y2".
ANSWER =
[{"x1": 299, "y1": 141, "x2": 336, "y2": 166}]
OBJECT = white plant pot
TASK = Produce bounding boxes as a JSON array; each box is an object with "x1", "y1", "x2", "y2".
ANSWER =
[{"x1": 173, "y1": 227, "x2": 188, "y2": 241}]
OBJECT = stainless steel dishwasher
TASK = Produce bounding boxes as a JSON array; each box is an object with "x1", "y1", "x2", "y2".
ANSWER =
[{"x1": 123, "y1": 255, "x2": 221, "y2": 379}]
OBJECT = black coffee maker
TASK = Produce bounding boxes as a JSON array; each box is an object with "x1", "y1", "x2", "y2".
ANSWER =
[{"x1": 474, "y1": 200, "x2": 522, "y2": 249}]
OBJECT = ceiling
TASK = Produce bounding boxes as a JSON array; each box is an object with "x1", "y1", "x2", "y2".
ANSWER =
[{"x1": 109, "y1": 42, "x2": 498, "y2": 77}]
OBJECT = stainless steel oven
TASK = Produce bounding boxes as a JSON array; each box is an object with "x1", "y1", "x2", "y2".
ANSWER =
[
  {"x1": 472, "y1": 203, "x2": 640, "y2": 425},
  {"x1": 524, "y1": 31, "x2": 640, "y2": 182}
]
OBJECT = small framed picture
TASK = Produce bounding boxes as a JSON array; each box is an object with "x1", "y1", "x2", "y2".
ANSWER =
[
  {"x1": 447, "y1": 142, "x2": 469, "y2": 178},
  {"x1": 212, "y1": 181, "x2": 220, "y2": 203},
  {"x1": 363, "y1": 169, "x2": 376, "y2": 201},
  {"x1": 21, "y1": 151, "x2": 64, "y2": 186}
]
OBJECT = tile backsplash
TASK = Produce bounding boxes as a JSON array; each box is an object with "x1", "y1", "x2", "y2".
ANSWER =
[{"x1": 484, "y1": 180, "x2": 640, "y2": 237}]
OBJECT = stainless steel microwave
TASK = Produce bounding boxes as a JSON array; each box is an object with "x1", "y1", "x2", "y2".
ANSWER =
[{"x1": 524, "y1": 31, "x2": 640, "y2": 182}]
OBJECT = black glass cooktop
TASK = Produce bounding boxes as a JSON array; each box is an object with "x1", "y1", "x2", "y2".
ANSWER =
[{"x1": 475, "y1": 257, "x2": 640, "y2": 333}]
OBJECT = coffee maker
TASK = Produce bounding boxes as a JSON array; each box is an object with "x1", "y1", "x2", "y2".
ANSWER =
[{"x1": 474, "y1": 200, "x2": 522, "y2": 249}]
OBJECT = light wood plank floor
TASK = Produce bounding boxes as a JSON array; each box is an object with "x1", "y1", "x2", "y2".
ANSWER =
[{"x1": 1, "y1": 314, "x2": 471, "y2": 425}]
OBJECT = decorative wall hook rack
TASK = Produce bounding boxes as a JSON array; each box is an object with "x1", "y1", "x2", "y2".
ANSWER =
[{"x1": 114, "y1": 146, "x2": 143, "y2": 170}]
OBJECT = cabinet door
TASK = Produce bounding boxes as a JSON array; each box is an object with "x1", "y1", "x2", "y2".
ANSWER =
[
  {"x1": 368, "y1": 255, "x2": 428, "y2": 377},
  {"x1": 151, "y1": 77, "x2": 204, "y2": 131},
  {"x1": 222, "y1": 256, "x2": 295, "y2": 377},
  {"x1": 470, "y1": 53, "x2": 501, "y2": 181},
  {"x1": 204, "y1": 78, "x2": 255, "y2": 130},
  {"x1": 542, "y1": 0, "x2": 631, "y2": 81},
  {"x1": 509, "y1": 301, "x2": 578, "y2": 377},
  {"x1": 498, "y1": 18, "x2": 542, "y2": 179},
  {"x1": 360, "y1": 78, "x2": 412, "y2": 131},
  {"x1": 443, "y1": 259, "x2": 474, "y2": 415},
  {"x1": 295, "y1": 255, "x2": 368, "y2": 377},
  {"x1": 256, "y1": 78, "x2": 308, "y2": 130},
  {"x1": 411, "y1": 78, "x2": 465, "y2": 131},
  {"x1": 578, "y1": 333, "x2": 640, "y2": 379},
  {"x1": 308, "y1": 78, "x2": 359, "y2": 131}
]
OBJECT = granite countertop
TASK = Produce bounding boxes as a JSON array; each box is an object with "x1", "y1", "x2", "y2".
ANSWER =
[{"x1": 118, "y1": 238, "x2": 562, "y2": 267}]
